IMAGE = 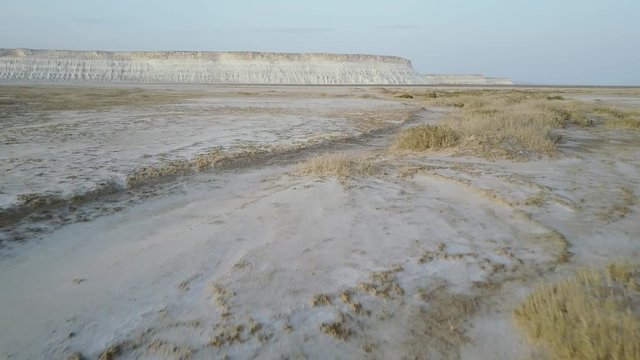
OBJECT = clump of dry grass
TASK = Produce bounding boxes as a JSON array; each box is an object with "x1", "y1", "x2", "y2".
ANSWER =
[
  {"x1": 98, "y1": 344, "x2": 122, "y2": 360},
  {"x1": 338, "y1": 290, "x2": 367, "y2": 315},
  {"x1": 356, "y1": 265, "x2": 405, "y2": 299},
  {"x1": 310, "y1": 294, "x2": 332, "y2": 307},
  {"x1": 513, "y1": 262, "x2": 640, "y2": 360},
  {"x1": 319, "y1": 312, "x2": 352, "y2": 340},
  {"x1": 393, "y1": 124, "x2": 460, "y2": 151},
  {"x1": 297, "y1": 153, "x2": 377, "y2": 178},
  {"x1": 524, "y1": 192, "x2": 546, "y2": 207}
]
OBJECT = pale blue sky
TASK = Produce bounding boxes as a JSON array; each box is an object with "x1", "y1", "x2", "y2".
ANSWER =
[{"x1": 1, "y1": 0, "x2": 639, "y2": 85}]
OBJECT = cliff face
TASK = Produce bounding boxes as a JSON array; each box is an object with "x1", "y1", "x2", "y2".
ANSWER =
[
  {"x1": 0, "y1": 49, "x2": 513, "y2": 85},
  {"x1": 0, "y1": 49, "x2": 423, "y2": 84}
]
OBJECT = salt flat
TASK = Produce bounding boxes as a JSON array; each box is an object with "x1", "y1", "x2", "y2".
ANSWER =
[{"x1": 0, "y1": 85, "x2": 638, "y2": 359}]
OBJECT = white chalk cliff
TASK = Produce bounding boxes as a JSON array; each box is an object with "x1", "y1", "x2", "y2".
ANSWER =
[{"x1": 0, "y1": 49, "x2": 512, "y2": 85}]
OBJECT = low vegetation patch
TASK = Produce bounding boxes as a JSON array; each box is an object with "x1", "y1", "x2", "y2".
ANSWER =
[
  {"x1": 393, "y1": 124, "x2": 459, "y2": 151},
  {"x1": 383, "y1": 89, "x2": 620, "y2": 158},
  {"x1": 595, "y1": 106, "x2": 640, "y2": 129},
  {"x1": 319, "y1": 312, "x2": 352, "y2": 340},
  {"x1": 603, "y1": 118, "x2": 640, "y2": 129},
  {"x1": 297, "y1": 153, "x2": 377, "y2": 178},
  {"x1": 513, "y1": 262, "x2": 640, "y2": 360},
  {"x1": 0, "y1": 86, "x2": 206, "y2": 112}
]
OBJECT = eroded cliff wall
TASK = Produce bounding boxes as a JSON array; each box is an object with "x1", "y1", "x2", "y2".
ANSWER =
[
  {"x1": 0, "y1": 49, "x2": 424, "y2": 84},
  {"x1": 0, "y1": 49, "x2": 513, "y2": 85}
]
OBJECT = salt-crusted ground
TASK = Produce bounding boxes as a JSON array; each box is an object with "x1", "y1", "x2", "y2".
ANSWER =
[{"x1": 0, "y1": 86, "x2": 638, "y2": 359}]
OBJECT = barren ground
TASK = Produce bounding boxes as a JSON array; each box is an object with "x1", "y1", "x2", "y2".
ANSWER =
[{"x1": 0, "y1": 85, "x2": 638, "y2": 359}]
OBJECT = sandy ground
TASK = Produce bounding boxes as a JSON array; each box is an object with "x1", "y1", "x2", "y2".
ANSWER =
[{"x1": 0, "y1": 86, "x2": 639, "y2": 359}]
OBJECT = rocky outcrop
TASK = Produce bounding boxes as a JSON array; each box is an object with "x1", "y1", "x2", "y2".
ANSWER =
[{"x1": 0, "y1": 49, "x2": 513, "y2": 85}]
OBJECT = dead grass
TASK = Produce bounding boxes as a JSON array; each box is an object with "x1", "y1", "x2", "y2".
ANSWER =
[
  {"x1": 319, "y1": 312, "x2": 352, "y2": 340},
  {"x1": 594, "y1": 106, "x2": 640, "y2": 129},
  {"x1": 524, "y1": 192, "x2": 546, "y2": 207},
  {"x1": 385, "y1": 89, "x2": 620, "y2": 159},
  {"x1": 338, "y1": 290, "x2": 367, "y2": 315},
  {"x1": 393, "y1": 124, "x2": 460, "y2": 151},
  {"x1": 147, "y1": 339, "x2": 192, "y2": 360},
  {"x1": 310, "y1": 294, "x2": 332, "y2": 307},
  {"x1": 297, "y1": 153, "x2": 377, "y2": 178},
  {"x1": 513, "y1": 262, "x2": 640, "y2": 360},
  {"x1": 597, "y1": 187, "x2": 636, "y2": 223},
  {"x1": 409, "y1": 285, "x2": 478, "y2": 357},
  {"x1": 0, "y1": 85, "x2": 205, "y2": 112},
  {"x1": 356, "y1": 265, "x2": 405, "y2": 299},
  {"x1": 98, "y1": 344, "x2": 122, "y2": 360},
  {"x1": 604, "y1": 118, "x2": 640, "y2": 129}
]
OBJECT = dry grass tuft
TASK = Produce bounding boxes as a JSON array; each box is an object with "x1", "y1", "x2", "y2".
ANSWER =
[
  {"x1": 319, "y1": 312, "x2": 352, "y2": 340},
  {"x1": 208, "y1": 324, "x2": 244, "y2": 347},
  {"x1": 393, "y1": 124, "x2": 460, "y2": 151},
  {"x1": 297, "y1": 153, "x2": 377, "y2": 178},
  {"x1": 513, "y1": 262, "x2": 640, "y2": 360},
  {"x1": 98, "y1": 345, "x2": 121, "y2": 360},
  {"x1": 310, "y1": 294, "x2": 332, "y2": 307},
  {"x1": 338, "y1": 290, "x2": 367, "y2": 315},
  {"x1": 524, "y1": 192, "x2": 546, "y2": 207},
  {"x1": 356, "y1": 265, "x2": 405, "y2": 299}
]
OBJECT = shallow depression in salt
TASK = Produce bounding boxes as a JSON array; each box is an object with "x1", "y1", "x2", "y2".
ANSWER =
[{"x1": 0, "y1": 90, "x2": 409, "y2": 209}]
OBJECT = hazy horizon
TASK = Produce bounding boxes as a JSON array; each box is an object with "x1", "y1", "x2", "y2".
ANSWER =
[{"x1": 1, "y1": 0, "x2": 639, "y2": 85}]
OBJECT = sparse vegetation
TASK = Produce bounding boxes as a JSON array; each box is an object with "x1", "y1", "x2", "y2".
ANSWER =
[
  {"x1": 319, "y1": 312, "x2": 351, "y2": 340},
  {"x1": 594, "y1": 106, "x2": 640, "y2": 129},
  {"x1": 393, "y1": 124, "x2": 460, "y2": 151},
  {"x1": 513, "y1": 262, "x2": 640, "y2": 360},
  {"x1": 310, "y1": 293, "x2": 332, "y2": 307},
  {"x1": 410, "y1": 285, "x2": 478, "y2": 357},
  {"x1": 597, "y1": 187, "x2": 636, "y2": 222},
  {"x1": 147, "y1": 339, "x2": 193, "y2": 360},
  {"x1": 604, "y1": 118, "x2": 640, "y2": 129},
  {"x1": 524, "y1": 192, "x2": 546, "y2": 207},
  {"x1": 98, "y1": 344, "x2": 122, "y2": 360},
  {"x1": 384, "y1": 89, "x2": 623, "y2": 158},
  {"x1": 297, "y1": 153, "x2": 377, "y2": 178},
  {"x1": 0, "y1": 86, "x2": 206, "y2": 112},
  {"x1": 356, "y1": 265, "x2": 405, "y2": 299}
]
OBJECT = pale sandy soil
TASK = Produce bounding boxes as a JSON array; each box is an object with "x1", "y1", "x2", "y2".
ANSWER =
[{"x1": 0, "y1": 86, "x2": 638, "y2": 359}]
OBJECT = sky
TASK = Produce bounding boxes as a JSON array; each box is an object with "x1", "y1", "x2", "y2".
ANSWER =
[{"x1": 1, "y1": 0, "x2": 639, "y2": 85}]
